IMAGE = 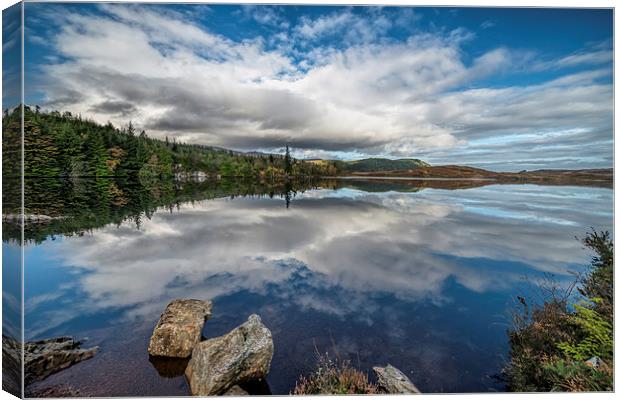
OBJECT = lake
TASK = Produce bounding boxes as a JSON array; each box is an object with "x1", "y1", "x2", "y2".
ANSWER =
[{"x1": 6, "y1": 178, "x2": 613, "y2": 395}]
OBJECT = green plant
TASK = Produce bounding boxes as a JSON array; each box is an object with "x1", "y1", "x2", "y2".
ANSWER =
[
  {"x1": 544, "y1": 359, "x2": 612, "y2": 392},
  {"x1": 579, "y1": 230, "x2": 613, "y2": 321},
  {"x1": 557, "y1": 300, "x2": 612, "y2": 362}
]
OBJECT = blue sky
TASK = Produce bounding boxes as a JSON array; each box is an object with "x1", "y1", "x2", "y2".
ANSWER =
[{"x1": 12, "y1": 4, "x2": 614, "y2": 170}]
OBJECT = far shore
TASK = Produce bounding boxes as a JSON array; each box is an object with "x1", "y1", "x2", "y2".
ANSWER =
[
  {"x1": 330, "y1": 176, "x2": 496, "y2": 181},
  {"x1": 327, "y1": 166, "x2": 612, "y2": 189}
]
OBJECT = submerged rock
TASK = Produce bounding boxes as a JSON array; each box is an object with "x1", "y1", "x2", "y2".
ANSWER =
[
  {"x1": 24, "y1": 337, "x2": 99, "y2": 385},
  {"x1": 148, "y1": 355, "x2": 190, "y2": 378},
  {"x1": 185, "y1": 314, "x2": 274, "y2": 396},
  {"x1": 148, "y1": 299, "x2": 213, "y2": 358},
  {"x1": 223, "y1": 385, "x2": 249, "y2": 396},
  {"x1": 373, "y1": 364, "x2": 421, "y2": 394},
  {"x1": 25, "y1": 383, "x2": 83, "y2": 398}
]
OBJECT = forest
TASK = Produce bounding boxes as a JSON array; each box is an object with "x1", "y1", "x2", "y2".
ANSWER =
[{"x1": 2, "y1": 106, "x2": 342, "y2": 181}]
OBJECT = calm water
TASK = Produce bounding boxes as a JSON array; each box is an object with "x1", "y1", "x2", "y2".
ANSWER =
[{"x1": 10, "y1": 179, "x2": 613, "y2": 395}]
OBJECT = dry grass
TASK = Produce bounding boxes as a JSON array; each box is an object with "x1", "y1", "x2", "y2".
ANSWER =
[{"x1": 292, "y1": 353, "x2": 378, "y2": 395}]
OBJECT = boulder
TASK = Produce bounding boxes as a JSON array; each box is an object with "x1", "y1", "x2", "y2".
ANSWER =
[
  {"x1": 373, "y1": 364, "x2": 420, "y2": 394},
  {"x1": 2, "y1": 335, "x2": 22, "y2": 395},
  {"x1": 148, "y1": 299, "x2": 213, "y2": 358},
  {"x1": 185, "y1": 314, "x2": 274, "y2": 396},
  {"x1": 223, "y1": 385, "x2": 249, "y2": 396},
  {"x1": 24, "y1": 337, "x2": 99, "y2": 385}
]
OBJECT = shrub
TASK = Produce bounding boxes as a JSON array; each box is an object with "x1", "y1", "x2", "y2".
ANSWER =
[
  {"x1": 557, "y1": 300, "x2": 613, "y2": 362},
  {"x1": 579, "y1": 230, "x2": 613, "y2": 321},
  {"x1": 544, "y1": 358, "x2": 613, "y2": 392},
  {"x1": 506, "y1": 298, "x2": 578, "y2": 391},
  {"x1": 504, "y1": 230, "x2": 613, "y2": 392}
]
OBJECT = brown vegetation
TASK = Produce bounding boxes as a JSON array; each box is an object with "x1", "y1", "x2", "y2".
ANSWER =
[
  {"x1": 347, "y1": 166, "x2": 612, "y2": 188},
  {"x1": 504, "y1": 230, "x2": 613, "y2": 392},
  {"x1": 292, "y1": 354, "x2": 378, "y2": 395}
]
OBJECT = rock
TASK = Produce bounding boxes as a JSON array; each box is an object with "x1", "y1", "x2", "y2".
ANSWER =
[
  {"x1": 24, "y1": 337, "x2": 99, "y2": 385},
  {"x1": 585, "y1": 356, "x2": 607, "y2": 370},
  {"x1": 148, "y1": 299, "x2": 213, "y2": 358},
  {"x1": 220, "y1": 380, "x2": 272, "y2": 396},
  {"x1": 373, "y1": 364, "x2": 421, "y2": 394},
  {"x1": 2, "y1": 335, "x2": 22, "y2": 396},
  {"x1": 2, "y1": 214, "x2": 66, "y2": 223},
  {"x1": 185, "y1": 314, "x2": 274, "y2": 396},
  {"x1": 223, "y1": 385, "x2": 249, "y2": 396},
  {"x1": 4, "y1": 335, "x2": 98, "y2": 391},
  {"x1": 148, "y1": 355, "x2": 190, "y2": 378}
]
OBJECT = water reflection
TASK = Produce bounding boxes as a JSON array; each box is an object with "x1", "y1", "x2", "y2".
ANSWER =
[{"x1": 20, "y1": 180, "x2": 612, "y2": 394}]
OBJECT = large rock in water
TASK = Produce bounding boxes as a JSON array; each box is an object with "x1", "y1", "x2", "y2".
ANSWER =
[
  {"x1": 24, "y1": 337, "x2": 99, "y2": 385},
  {"x1": 3, "y1": 335, "x2": 23, "y2": 395},
  {"x1": 148, "y1": 299, "x2": 213, "y2": 358},
  {"x1": 185, "y1": 314, "x2": 274, "y2": 396},
  {"x1": 373, "y1": 364, "x2": 421, "y2": 394}
]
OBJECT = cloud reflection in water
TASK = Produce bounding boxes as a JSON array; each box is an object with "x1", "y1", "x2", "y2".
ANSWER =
[{"x1": 23, "y1": 183, "x2": 612, "y2": 393}]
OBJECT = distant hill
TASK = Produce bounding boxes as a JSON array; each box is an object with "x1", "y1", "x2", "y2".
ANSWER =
[
  {"x1": 307, "y1": 158, "x2": 430, "y2": 173},
  {"x1": 344, "y1": 158, "x2": 430, "y2": 172}
]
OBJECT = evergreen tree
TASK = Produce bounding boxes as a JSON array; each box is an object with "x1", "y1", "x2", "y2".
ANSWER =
[
  {"x1": 284, "y1": 145, "x2": 292, "y2": 175},
  {"x1": 7, "y1": 106, "x2": 333, "y2": 181}
]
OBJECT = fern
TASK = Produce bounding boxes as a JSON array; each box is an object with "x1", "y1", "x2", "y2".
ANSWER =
[{"x1": 557, "y1": 299, "x2": 612, "y2": 361}]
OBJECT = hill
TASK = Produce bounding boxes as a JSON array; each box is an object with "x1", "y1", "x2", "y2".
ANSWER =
[
  {"x1": 306, "y1": 157, "x2": 430, "y2": 173},
  {"x1": 346, "y1": 165, "x2": 612, "y2": 188},
  {"x1": 342, "y1": 158, "x2": 430, "y2": 172}
]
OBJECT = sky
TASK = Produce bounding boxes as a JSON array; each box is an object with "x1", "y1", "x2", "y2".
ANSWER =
[{"x1": 14, "y1": 3, "x2": 614, "y2": 170}]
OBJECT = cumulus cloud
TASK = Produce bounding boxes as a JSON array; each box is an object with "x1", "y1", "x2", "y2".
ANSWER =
[
  {"x1": 241, "y1": 5, "x2": 290, "y2": 29},
  {"x1": 293, "y1": 7, "x2": 392, "y2": 44},
  {"x1": 26, "y1": 4, "x2": 612, "y2": 169}
]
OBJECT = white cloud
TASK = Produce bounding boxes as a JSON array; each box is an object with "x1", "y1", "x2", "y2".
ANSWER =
[
  {"x1": 245, "y1": 5, "x2": 290, "y2": 29},
  {"x1": 28, "y1": 4, "x2": 613, "y2": 169},
  {"x1": 480, "y1": 20, "x2": 495, "y2": 29},
  {"x1": 293, "y1": 8, "x2": 392, "y2": 44},
  {"x1": 530, "y1": 46, "x2": 613, "y2": 72}
]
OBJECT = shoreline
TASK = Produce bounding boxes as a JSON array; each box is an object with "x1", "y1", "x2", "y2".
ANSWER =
[
  {"x1": 324, "y1": 172, "x2": 612, "y2": 189},
  {"x1": 329, "y1": 176, "x2": 497, "y2": 181}
]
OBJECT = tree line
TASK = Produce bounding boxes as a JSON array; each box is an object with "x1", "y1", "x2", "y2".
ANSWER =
[{"x1": 2, "y1": 106, "x2": 343, "y2": 181}]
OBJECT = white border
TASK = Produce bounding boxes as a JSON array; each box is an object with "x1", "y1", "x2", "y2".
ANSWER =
[{"x1": 0, "y1": 1, "x2": 616, "y2": 400}]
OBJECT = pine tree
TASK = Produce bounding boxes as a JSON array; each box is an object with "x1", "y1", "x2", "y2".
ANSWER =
[{"x1": 284, "y1": 145, "x2": 292, "y2": 175}]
